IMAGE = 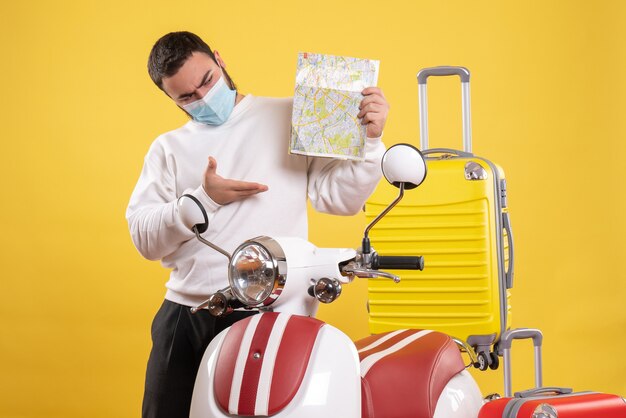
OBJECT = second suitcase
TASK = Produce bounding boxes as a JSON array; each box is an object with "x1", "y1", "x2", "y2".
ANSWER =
[
  {"x1": 480, "y1": 325, "x2": 626, "y2": 417},
  {"x1": 478, "y1": 389, "x2": 626, "y2": 418}
]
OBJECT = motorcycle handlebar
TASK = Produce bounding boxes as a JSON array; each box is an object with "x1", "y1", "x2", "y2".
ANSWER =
[{"x1": 372, "y1": 255, "x2": 424, "y2": 271}]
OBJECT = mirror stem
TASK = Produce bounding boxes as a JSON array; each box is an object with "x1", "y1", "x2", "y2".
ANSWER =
[
  {"x1": 362, "y1": 182, "x2": 406, "y2": 253},
  {"x1": 194, "y1": 226, "x2": 232, "y2": 261}
]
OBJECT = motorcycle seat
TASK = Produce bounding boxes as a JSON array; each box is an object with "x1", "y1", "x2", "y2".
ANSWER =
[{"x1": 356, "y1": 329, "x2": 466, "y2": 418}]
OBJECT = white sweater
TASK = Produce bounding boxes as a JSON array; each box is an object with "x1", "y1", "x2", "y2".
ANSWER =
[{"x1": 126, "y1": 95, "x2": 385, "y2": 307}]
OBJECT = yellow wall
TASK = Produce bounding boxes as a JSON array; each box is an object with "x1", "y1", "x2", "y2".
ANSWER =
[{"x1": 1, "y1": 1, "x2": 624, "y2": 416}]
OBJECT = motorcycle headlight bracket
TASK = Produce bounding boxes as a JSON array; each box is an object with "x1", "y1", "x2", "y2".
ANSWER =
[{"x1": 228, "y1": 236, "x2": 287, "y2": 307}]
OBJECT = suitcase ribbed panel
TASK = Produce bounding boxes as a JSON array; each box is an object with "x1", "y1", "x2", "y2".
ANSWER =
[{"x1": 367, "y1": 157, "x2": 511, "y2": 340}]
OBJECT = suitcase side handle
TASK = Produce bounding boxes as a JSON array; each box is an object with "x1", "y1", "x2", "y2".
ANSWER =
[
  {"x1": 503, "y1": 210, "x2": 515, "y2": 289},
  {"x1": 498, "y1": 328, "x2": 544, "y2": 397},
  {"x1": 514, "y1": 386, "x2": 573, "y2": 398},
  {"x1": 417, "y1": 66, "x2": 472, "y2": 153},
  {"x1": 422, "y1": 147, "x2": 473, "y2": 158}
]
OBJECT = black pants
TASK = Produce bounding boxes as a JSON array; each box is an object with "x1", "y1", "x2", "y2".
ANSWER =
[{"x1": 142, "y1": 300, "x2": 256, "y2": 418}]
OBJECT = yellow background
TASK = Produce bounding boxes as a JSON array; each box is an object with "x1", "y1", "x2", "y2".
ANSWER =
[{"x1": 1, "y1": 0, "x2": 624, "y2": 416}]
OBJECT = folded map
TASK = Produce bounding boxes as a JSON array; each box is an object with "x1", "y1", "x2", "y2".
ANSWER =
[{"x1": 290, "y1": 53, "x2": 380, "y2": 160}]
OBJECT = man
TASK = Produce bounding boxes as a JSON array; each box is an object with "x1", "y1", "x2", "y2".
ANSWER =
[{"x1": 126, "y1": 31, "x2": 389, "y2": 418}]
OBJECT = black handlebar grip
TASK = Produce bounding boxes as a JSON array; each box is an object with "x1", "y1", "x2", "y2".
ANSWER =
[{"x1": 372, "y1": 255, "x2": 425, "y2": 271}]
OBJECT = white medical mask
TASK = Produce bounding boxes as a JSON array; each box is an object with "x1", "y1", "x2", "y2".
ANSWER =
[{"x1": 182, "y1": 70, "x2": 236, "y2": 125}]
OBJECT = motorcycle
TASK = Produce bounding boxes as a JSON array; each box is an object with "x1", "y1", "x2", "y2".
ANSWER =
[
  {"x1": 175, "y1": 143, "x2": 624, "y2": 418},
  {"x1": 176, "y1": 143, "x2": 488, "y2": 418}
]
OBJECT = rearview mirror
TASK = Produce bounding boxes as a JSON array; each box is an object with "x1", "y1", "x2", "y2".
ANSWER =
[
  {"x1": 381, "y1": 143, "x2": 427, "y2": 189},
  {"x1": 362, "y1": 143, "x2": 427, "y2": 255},
  {"x1": 177, "y1": 194, "x2": 231, "y2": 260},
  {"x1": 177, "y1": 194, "x2": 209, "y2": 233}
]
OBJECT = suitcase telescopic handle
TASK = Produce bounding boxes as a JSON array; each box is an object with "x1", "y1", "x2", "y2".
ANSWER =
[
  {"x1": 417, "y1": 66, "x2": 471, "y2": 84},
  {"x1": 417, "y1": 66, "x2": 472, "y2": 153},
  {"x1": 498, "y1": 328, "x2": 544, "y2": 397}
]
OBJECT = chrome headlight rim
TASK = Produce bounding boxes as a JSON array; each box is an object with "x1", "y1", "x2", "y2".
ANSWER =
[{"x1": 228, "y1": 236, "x2": 287, "y2": 307}]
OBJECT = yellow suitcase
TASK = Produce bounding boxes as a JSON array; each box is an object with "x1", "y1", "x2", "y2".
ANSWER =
[{"x1": 366, "y1": 67, "x2": 513, "y2": 367}]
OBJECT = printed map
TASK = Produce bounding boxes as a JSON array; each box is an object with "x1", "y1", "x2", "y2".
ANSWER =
[{"x1": 290, "y1": 53, "x2": 380, "y2": 160}]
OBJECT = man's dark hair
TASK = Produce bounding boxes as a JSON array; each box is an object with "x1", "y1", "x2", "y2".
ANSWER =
[{"x1": 147, "y1": 31, "x2": 237, "y2": 93}]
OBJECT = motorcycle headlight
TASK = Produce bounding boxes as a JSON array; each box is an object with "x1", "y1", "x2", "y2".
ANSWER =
[{"x1": 228, "y1": 236, "x2": 287, "y2": 307}]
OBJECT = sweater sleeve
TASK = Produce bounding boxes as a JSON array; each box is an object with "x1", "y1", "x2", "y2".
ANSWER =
[
  {"x1": 307, "y1": 136, "x2": 386, "y2": 215},
  {"x1": 125, "y1": 146, "x2": 221, "y2": 261}
]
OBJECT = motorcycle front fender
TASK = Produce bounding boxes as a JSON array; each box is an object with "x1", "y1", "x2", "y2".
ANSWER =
[{"x1": 190, "y1": 321, "x2": 361, "y2": 418}]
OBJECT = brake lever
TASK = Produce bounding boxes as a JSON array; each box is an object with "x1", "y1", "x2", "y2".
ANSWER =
[{"x1": 342, "y1": 266, "x2": 401, "y2": 283}]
